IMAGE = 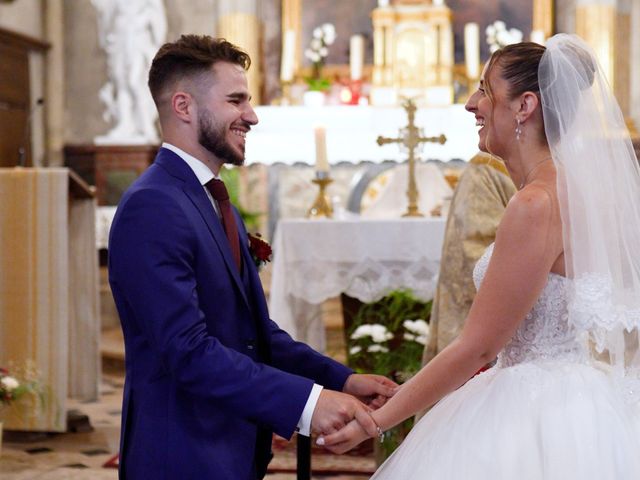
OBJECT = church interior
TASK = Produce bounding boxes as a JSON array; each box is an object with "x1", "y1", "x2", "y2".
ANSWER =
[{"x1": 1, "y1": 0, "x2": 640, "y2": 478}]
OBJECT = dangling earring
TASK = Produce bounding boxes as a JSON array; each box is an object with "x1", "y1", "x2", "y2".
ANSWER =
[{"x1": 515, "y1": 118, "x2": 522, "y2": 141}]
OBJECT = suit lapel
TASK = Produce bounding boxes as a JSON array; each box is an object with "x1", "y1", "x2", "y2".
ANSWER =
[{"x1": 155, "y1": 149, "x2": 249, "y2": 308}]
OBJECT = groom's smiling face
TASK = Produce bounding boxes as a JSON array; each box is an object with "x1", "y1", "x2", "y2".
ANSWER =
[{"x1": 195, "y1": 62, "x2": 258, "y2": 166}]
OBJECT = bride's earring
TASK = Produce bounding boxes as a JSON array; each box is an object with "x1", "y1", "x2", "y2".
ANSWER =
[{"x1": 515, "y1": 118, "x2": 522, "y2": 141}]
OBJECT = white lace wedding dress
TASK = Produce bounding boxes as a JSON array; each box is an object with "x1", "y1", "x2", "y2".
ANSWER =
[{"x1": 372, "y1": 243, "x2": 640, "y2": 479}]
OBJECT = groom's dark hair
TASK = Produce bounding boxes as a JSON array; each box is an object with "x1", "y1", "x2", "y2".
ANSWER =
[{"x1": 148, "y1": 35, "x2": 251, "y2": 107}]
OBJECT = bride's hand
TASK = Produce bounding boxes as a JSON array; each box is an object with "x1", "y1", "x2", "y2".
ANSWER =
[{"x1": 316, "y1": 418, "x2": 370, "y2": 454}]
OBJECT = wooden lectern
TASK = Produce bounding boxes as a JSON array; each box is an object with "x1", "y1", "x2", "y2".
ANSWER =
[{"x1": 0, "y1": 168, "x2": 100, "y2": 432}]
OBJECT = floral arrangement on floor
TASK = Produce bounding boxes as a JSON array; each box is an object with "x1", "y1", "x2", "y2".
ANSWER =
[
  {"x1": 304, "y1": 22, "x2": 336, "y2": 91},
  {"x1": 0, "y1": 364, "x2": 41, "y2": 410},
  {"x1": 346, "y1": 290, "x2": 431, "y2": 462},
  {"x1": 485, "y1": 20, "x2": 523, "y2": 53},
  {"x1": 0, "y1": 362, "x2": 44, "y2": 423}
]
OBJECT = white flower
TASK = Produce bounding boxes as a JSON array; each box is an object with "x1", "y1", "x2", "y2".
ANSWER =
[
  {"x1": 509, "y1": 28, "x2": 523, "y2": 43},
  {"x1": 403, "y1": 319, "x2": 429, "y2": 336},
  {"x1": 1, "y1": 376, "x2": 19, "y2": 391},
  {"x1": 403, "y1": 333, "x2": 416, "y2": 341},
  {"x1": 319, "y1": 47, "x2": 329, "y2": 57},
  {"x1": 485, "y1": 25, "x2": 496, "y2": 36},
  {"x1": 415, "y1": 335, "x2": 428, "y2": 345},
  {"x1": 311, "y1": 38, "x2": 323, "y2": 51},
  {"x1": 349, "y1": 346, "x2": 362, "y2": 355},
  {"x1": 494, "y1": 20, "x2": 506, "y2": 30},
  {"x1": 367, "y1": 344, "x2": 389, "y2": 353},
  {"x1": 350, "y1": 324, "x2": 392, "y2": 343},
  {"x1": 322, "y1": 23, "x2": 336, "y2": 44},
  {"x1": 313, "y1": 27, "x2": 323, "y2": 39},
  {"x1": 351, "y1": 324, "x2": 374, "y2": 340}
]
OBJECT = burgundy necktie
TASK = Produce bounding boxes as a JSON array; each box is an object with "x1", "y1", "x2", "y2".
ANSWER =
[{"x1": 205, "y1": 179, "x2": 242, "y2": 271}]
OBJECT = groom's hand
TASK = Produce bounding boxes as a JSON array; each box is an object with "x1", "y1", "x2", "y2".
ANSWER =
[
  {"x1": 343, "y1": 374, "x2": 398, "y2": 409},
  {"x1": 311, "y1": 390, "x2": 378, "y2": 436}
]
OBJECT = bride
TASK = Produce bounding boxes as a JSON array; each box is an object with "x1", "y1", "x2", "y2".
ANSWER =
[{"x1": 317, "y1": 34, "x2": 640, "y2": 478}]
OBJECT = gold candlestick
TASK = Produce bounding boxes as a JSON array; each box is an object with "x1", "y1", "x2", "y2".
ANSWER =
[{"x1": 307, "y1": 175, "x2": 333, "y2": 219}]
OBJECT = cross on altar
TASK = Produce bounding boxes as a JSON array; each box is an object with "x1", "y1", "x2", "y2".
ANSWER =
[{"x1": 376, "y1": 98, "x2": 447, "y2": 217}]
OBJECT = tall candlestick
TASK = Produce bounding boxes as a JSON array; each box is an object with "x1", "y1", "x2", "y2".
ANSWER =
[
  {"x1": 350, "y1": 35, "x2": 364, "y2": 81},
  {"x1": 530, "y1": 29, "x2": 545, "y2": 45},
  {"x1": 280, "y1": 29, "x2": 295, "y2": 82},
  {"x1": 314, "y1": 125, "x2": 329, "y2": 172},
  {"x1": 464, "y1": 22, "x2": 480, "y2": 80}
]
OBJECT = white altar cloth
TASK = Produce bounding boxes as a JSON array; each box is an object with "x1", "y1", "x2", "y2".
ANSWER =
[
  {"x1": 269, "y1": 217, "x2": 446, "y2": 351},
  {"x1": 246, "y1": 105, "x2": 478, "y2": 165}
]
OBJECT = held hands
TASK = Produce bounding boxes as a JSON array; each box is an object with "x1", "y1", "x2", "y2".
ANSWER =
[
  {"x1": 316, "y1": 418, "x2": 371, "y2": 454},
  {"x1": 310, "y1": 390, "x2": 379, "y2": 437},
  {"x1": 342, "y1": 374, "x2": 398, "y2": 409},
  {"x1": 313, "y1": 374, "x2": 398, "y2": 454}
]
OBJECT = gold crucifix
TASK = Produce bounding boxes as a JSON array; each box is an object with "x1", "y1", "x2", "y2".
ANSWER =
[{"x1": 376, "y1": 98, "x2": 447, "y2": 217}]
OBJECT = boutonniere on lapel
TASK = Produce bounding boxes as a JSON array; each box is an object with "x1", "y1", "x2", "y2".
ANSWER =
[{"x1": 248, "y1": 233, "x2": 272, "y2": 270}]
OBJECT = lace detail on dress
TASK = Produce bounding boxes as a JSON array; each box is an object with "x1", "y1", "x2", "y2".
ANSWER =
[{"x1": 473, "y1": 243, "x2": 589, "y2": 368}]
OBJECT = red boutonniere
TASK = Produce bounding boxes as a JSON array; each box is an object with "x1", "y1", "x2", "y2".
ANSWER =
[{"x1": 248, "y1": 233, "x2": 272, "y2": 270}]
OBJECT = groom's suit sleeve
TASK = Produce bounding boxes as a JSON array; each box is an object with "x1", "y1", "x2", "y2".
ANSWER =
[
  {"x1": 235, "y1": 218, "x2": 353, "y2": 392},
  {"x1": 109, "y1": 187, "x2": 325, "y2": 439}
]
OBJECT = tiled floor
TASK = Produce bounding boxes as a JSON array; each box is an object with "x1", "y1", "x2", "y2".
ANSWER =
[{"x1": 0, "y1": 293, "x2": 372, "y2": 479}]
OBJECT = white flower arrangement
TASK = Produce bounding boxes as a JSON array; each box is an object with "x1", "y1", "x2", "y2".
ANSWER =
[
  {"x1": 304, "y1": 23, "x2": 336, "y2": 90},
  {"x1": 485, "y1": 20, "x2": 523, "y2": 53}
]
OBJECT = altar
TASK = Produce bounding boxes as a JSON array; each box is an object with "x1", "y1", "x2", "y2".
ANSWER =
[
  {"x1": 269, "y1": 217, "x2": 446, "y2": 352},
  {"x1": 245, "y1": 105, "x2": 478, "y2": 165}
]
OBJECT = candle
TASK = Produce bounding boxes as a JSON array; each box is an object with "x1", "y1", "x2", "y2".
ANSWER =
[
  {"x1": 530, "y1": 29, "x2": 545, "y2": 45},
  {"x1": 350, "y1": 35, "x2": 364, "y2": 81},
  {"x1": 314, "y1": 125, "x2": 329, "y2": 173},
  {"x1": 464, "y1": 22, "x2": 480, "y2": 80},
  {"x1": 280, "y1": 30, "x2": 295, "y2": 82}
]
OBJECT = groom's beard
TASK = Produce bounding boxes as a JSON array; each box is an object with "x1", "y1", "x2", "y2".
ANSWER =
[{"x1": 197, "y1": 107, "x2": 245, "y2": 166}]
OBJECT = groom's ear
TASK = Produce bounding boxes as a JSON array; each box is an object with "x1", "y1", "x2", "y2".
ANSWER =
[{"x1": 171, "y1": 91, "x2": 195, "y2": 123}]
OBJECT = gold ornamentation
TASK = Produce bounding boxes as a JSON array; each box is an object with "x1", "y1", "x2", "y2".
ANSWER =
[
  {"x1": 307, "y1": 176, "x2": 333, "y2": 219},
  {"x1": 376, "y1": 98, "x2": 446, "y2": 217}
]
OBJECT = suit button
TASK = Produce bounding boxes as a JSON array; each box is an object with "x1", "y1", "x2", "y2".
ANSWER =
[{"x1": 246, "y1": 340, "x2": 256, "y2": 350}]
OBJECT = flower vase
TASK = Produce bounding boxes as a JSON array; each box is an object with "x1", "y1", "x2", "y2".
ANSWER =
[{"x1": 303, "y1": 90, "x2": 325, "y2": 107}]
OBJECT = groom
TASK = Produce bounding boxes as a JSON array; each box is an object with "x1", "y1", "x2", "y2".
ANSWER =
[{"x1": 108, "y1": 35, "x2": 396, "y2": 480}]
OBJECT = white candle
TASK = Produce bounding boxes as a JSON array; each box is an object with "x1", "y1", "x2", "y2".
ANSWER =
[
  {"x1": 280, "y1": 30, "x2": 295, "y2": 82},
  {"x1": 530, "y1": 29, "x2": 545, "y2": 45},
  {"x1": 464, "y1": 22, "x2": 480, "y2": 80},
  {"x1": 350, "y1": 35, "x2": 364, "y2": 81},
  {"x1": 314, "y1": 125, "x2": 329, "y2": 172}
]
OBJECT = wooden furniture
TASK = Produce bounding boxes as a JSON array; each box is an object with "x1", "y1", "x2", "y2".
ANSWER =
[
  {"x1": 64, "y1": 144, "x2": 158, "y2": 205},
  {"x1": 0, "y1": 168, "x2": 100, "y2": 432},
  {"x1": 0, "y1": 28, "x2": 49, "y2": 167}
]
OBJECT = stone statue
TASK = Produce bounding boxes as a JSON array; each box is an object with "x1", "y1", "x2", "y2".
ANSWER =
[{"x1": 92, "y1": 0, "x2": 167, "y2": 145}]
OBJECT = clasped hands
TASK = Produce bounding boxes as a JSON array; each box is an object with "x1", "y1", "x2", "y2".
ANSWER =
[{"x1": 310, "y1": 373, "x2": 397, "y2": 454}]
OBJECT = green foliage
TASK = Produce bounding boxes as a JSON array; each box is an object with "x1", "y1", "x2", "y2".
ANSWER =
[
  {"x1": 346, "y1": 290, "x2": 432, "y2": 462},
  {"x1": 305, "y1": 76, "x2": 331, "y2": 92},
  {"x1": 219, "y1": 166, "x2": 262, "y2": 232}
]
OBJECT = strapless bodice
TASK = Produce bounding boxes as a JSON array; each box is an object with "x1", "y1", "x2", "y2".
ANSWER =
[{"x1": 473, "y1": 243, "x2": 588, "y2": 367}]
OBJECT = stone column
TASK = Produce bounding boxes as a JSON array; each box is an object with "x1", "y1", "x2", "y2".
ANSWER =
[
  {"x1": 44, "y1": 0, "x2": 65, "y2": 167},
  {"x1": 576, "y1": 0, "x2": 631, "y2": 117},
  {"x1": 533, "y1": 0, "x2": 555, "y2": 38},
  {"x1": 631, "y1": 0, "x2": 640, "y2": 132},
  {"x1": 217, "y1": 0, "x2": 262, "y2": 104}
]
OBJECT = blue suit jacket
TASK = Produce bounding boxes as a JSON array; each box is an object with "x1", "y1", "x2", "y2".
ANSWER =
[{"x1": 108, "y1": 148, "x2": 352, "y2": 479}]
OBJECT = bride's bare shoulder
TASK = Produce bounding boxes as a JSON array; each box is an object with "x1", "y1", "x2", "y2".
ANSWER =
[{"x1": 495, "y1": 183, "x2": 561, "y2": 252}]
